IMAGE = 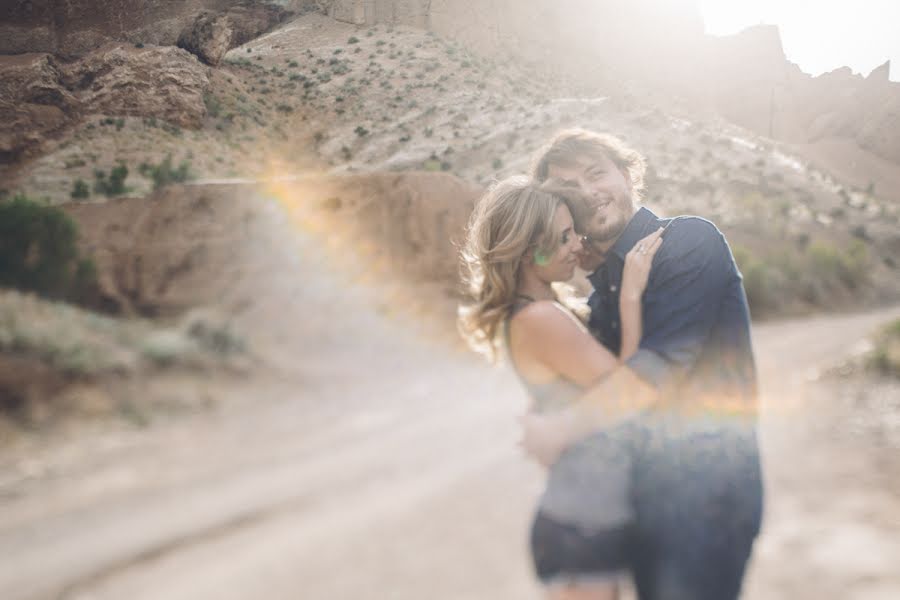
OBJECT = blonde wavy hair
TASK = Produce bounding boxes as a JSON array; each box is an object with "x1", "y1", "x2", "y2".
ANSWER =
[{"x1": 458, "y1": 176, "x2": 569, "y2": 361}]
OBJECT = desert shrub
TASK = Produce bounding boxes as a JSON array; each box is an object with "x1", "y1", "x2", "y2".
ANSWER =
[
  {"x1": 181, "y1": 310, "x2": 246, "y2": 356},
  {"x1": 732, "y1": 239, "x2": 870, "y2": 317},
  {"x1": 70, "y1": 179, "x2": 90, "y2": 199},
  {"x1": 867, "y1": 318, "x2": 900, "y2": 377},
  {"x1": 732, "y1": 246, "x2": 783, "y2": 316},
  {"x1": 807, "y1": 240, "x2": 868, "y2": 290},
  {"x1": 0, "y1": 292, "x2": 246, "y2": 387},
  {"x1": 93, "y1": 164, "x2": 129, "y2": 197},
  {"x1": 138, "y1": 155, "x2": 193, "y2": 190},
  {"x1": 140, "y1": 331, "x2": 197, "y2": 367},
  {"x1": 203, "y1": 92, "x2": 222, "y2": 117},
  {"x1": 0, "y1": 291, "x2": 136, "y2": 378},
  {"x1": 423, "y1": 153, "x2": 442, "y2": 172},
  {"x1": 0, "y1": 195, "x2": 99, "y2": 304}
]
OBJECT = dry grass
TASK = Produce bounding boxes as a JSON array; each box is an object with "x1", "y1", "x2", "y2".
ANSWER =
[
  {"x1": 868, "y1": 318, "x2": 900, "y2": 377},
  {"x1": 0, "y1": 291, "x2": 246, "y2": 378}
]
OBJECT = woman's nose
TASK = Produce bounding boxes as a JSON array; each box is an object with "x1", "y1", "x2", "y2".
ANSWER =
[{"x1": 572, "y1": 236, "x2": 584, "y2": 254}]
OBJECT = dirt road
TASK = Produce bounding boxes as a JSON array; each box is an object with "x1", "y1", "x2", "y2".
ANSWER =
[{"x1": 1, "y1": 301, "x2": 899, "y2": 599}]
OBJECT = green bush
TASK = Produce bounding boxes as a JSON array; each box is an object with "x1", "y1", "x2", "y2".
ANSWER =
[
  {"x1": 138, "y1": 155, "x2": 193, "y2": 190},
  {"x1": 807, "y1": 240, "x2": 868, "y2": 289},
  {"x1": 733, "y1": 238, "x2": 871, "y2": 317},
  {"x1": 71, "y1": 178, "x2": 90, "y2": 199},
  {"x1": 0, "y1": 195, "x2": 99, "y2": 304},
  {"x1": 93, "y1": 164, "x2": 129, "y2": 197}
]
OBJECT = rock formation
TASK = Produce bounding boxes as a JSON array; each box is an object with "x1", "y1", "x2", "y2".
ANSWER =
[
  {"x1": 0, "y1": 1, "x2": 292, "y2": 57},
  {"x1": 1, "y1": 0, "x2": 898, "y2": 170},
  {"x1": 176, "y1": 3, "x2": 292, "y2": 65},
  {"x1": 61, "y1": 173, "x2": 481, "y2": 317},
  {"x1": 0, "y1": 44, "x2": 209, "y2": 164}
]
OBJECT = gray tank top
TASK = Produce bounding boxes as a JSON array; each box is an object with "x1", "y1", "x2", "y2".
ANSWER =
[
  {"x1": 505, "y1": 296, "x2": 635, "y2": 533},
  {"x1": 504, "y1": 297, "x2": 585, "y2": 413}
]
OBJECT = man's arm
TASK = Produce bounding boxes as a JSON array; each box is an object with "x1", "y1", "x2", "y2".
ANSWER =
[{"x1": 625, "y1": 217, "x2": 740, "y2": 388}]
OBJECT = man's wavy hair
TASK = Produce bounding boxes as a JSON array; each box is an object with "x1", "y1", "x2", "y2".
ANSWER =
[{"x1": 531, "y1": 129, "x2": 648, "y2": 202}]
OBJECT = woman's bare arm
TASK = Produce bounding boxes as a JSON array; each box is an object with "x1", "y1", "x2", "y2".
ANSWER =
[{"x1": 618, "y1": 227, "x2": 663, "y2": 360}]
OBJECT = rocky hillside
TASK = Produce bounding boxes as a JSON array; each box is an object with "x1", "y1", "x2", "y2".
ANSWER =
[
  {"x1": 3, "y1": 8, "x2": 897, "y2": 308},
  {"x1": 0, "y1": 0, "x2": 305, "y2": 56},
  {"x1": 1, "y1": 1, "x2": 899, "y2": 424}
]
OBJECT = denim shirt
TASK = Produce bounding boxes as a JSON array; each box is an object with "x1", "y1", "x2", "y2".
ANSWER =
[{"x1": 587, "y1": 207, "x2": 758, "y2": 411}]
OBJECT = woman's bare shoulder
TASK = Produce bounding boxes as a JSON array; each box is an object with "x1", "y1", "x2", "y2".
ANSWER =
[{"x1": 510, "y1": 300, "x2": 585, "y2": 341}]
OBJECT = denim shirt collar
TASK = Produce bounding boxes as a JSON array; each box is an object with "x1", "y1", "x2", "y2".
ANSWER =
[{"x1": 609, "y1": 206, "x2": 658, "y2": 261}]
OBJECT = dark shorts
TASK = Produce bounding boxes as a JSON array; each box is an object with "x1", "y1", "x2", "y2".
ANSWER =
[
  {"x1": 531, "y1": 510, "x2": 633, "y2": 585},
  {"x1": 530, "y1": 424, "x2": 638, "y2": 585}
]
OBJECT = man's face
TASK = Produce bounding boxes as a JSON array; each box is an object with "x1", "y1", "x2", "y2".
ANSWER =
[{"x1": 547, "y1": 153, "x2": 637, "y2": 247}]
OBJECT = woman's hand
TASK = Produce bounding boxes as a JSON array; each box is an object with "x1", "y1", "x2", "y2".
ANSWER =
[{"x1": 621, "y1": 227, "x2": 664, "y2": 302}]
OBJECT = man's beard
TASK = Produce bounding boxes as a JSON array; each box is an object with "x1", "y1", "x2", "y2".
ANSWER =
[{"x1": 587, "y1": 212, "x2": 628, "y2": 244}]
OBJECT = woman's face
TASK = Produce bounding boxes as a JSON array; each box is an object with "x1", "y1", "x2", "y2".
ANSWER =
[{"x1": 532, "y1": 204, "x2": 582, "y2": 282}]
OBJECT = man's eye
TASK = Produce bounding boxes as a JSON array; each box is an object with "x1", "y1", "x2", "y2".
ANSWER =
[{"x1": 562, "y1": 233, "x2": 569, "y2": 243}]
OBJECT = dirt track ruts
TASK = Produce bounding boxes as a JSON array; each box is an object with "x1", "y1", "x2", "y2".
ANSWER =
[{"x1": 1, "y1": 304, "x2": 899, "y2": 600}]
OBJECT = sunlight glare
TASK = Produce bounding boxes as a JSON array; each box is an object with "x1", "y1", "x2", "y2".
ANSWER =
[{"x1": 698, "y1": 0, "x2": 899, "y2": 80}]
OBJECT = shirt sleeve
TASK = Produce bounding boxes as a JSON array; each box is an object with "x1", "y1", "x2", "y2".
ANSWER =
[{"x1": 624, "y1": 218, "x2": 740, "y2": 388}]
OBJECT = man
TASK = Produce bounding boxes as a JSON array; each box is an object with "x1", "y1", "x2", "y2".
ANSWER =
[{"x1": 523, "y1": 129, "x2": 763, "y2": 600}]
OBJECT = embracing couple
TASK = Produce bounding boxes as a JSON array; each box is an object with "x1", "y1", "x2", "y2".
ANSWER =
[{"x1": 460, "y1": 129, "x2": 764, "y2": 600}]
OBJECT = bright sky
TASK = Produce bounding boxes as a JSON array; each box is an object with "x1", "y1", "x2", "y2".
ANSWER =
[{"x1": 698, "y1": 0, "x2": 900, "y2": 81}]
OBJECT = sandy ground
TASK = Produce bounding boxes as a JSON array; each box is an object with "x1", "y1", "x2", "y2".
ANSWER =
[{"x1": 1, "y1": 286, "x2": 899, "y2": 600}]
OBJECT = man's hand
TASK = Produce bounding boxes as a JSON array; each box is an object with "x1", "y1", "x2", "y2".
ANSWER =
[{"x1": 518, "y1": 411, "x2": 575, "y2": 468}]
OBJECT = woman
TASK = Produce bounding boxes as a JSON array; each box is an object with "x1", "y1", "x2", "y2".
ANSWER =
[{"x1": 459, "y1": 176, "x2": 663, "y2": 600}]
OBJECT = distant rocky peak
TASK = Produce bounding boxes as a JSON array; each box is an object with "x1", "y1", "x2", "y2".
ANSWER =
[{"x1": 867, "y1": 60, "x2": 891, "y2": 82}]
